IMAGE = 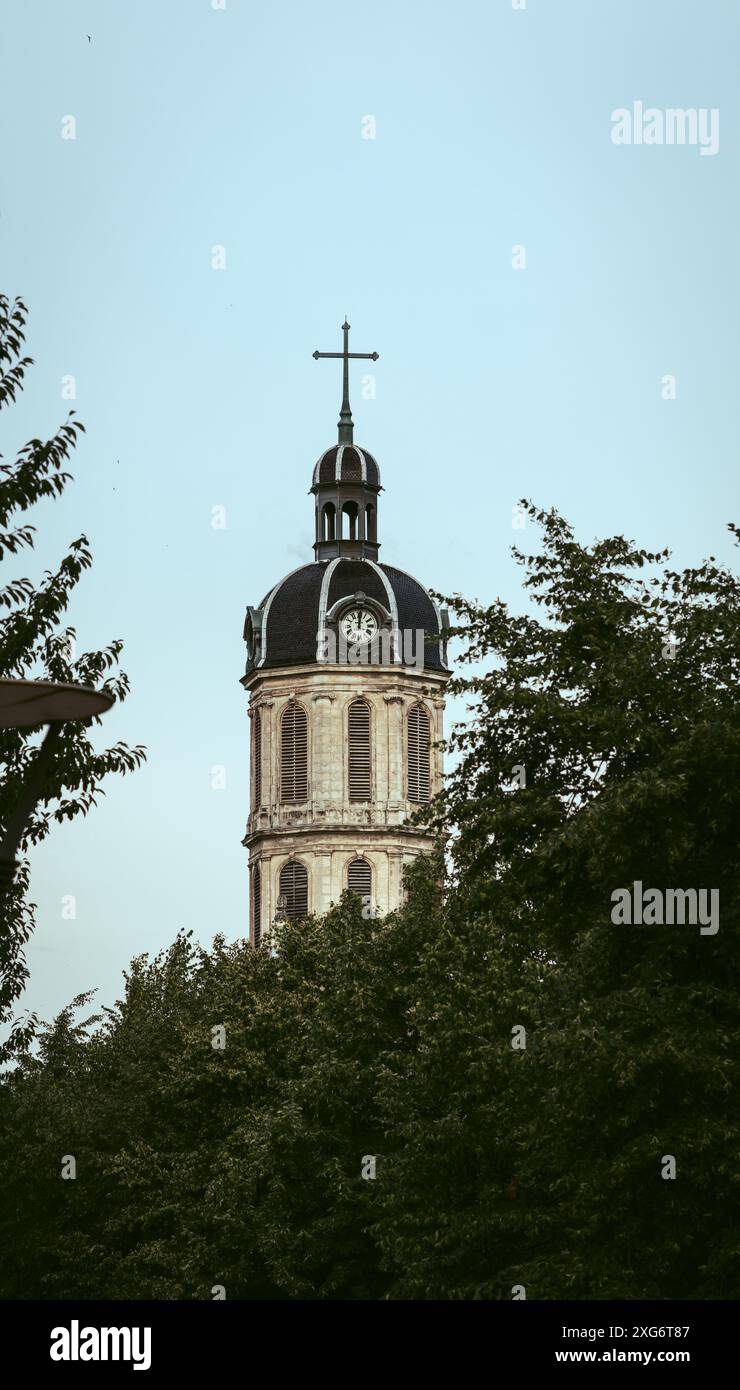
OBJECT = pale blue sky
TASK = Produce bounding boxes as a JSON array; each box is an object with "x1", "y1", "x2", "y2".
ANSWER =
[{"x1": 1, "y1": 0, "x2": 737, "y2": 1024}]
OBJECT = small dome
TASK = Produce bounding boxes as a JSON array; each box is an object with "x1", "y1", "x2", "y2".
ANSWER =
[
  {"x1": 245, "y1": 558, "x2": 447, "y2": 673},
  {"x1": 312, "y1": 444, "x2": 381, "y2": 490}
]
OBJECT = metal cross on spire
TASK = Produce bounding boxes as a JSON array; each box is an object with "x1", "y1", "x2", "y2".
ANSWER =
[{"x1": 313, "y1": 319, "x2": 379, "y2": 444}]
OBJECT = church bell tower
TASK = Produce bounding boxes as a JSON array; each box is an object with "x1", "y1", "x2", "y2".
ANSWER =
[{"x1": 241, "y1": 322, "x2": 450, "y2": 945}]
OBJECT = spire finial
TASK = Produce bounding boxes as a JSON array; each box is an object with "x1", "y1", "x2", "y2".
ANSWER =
[{"x1": 313, "y1": 319, "x2": 379, "y2": 444}]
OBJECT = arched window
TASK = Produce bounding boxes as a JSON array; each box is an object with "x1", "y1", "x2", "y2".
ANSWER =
[
  {"x1": 252, "y1": 863, "x2": 261, "y2": 947},
  {"x1": 281, "y1": 701, "x2": 308, "y2": 802},
  {"x1": 322, "y1": 502, "x2": 336, "y2": 541},
  {"x1": 279, "y1": 861, "x2": 309, "y2": 920},
  {"x1": 253, "y1": 708, "x2": 262, "y2": 809},
  {"x1": 347, "y1": 857, "x2": 372, "y2": 901},
  {"x1": 342, "y1": 501, "x2": 358, "y2": 540},
  {"x1": 365, "y1": 503, "x2": 376, "y2": 542},
  {"x1": 408, "y1": 703, "x2": 431, "y2": 803},
  {"x1": 348, "y1": 698, "x2": 371, "y2": 801}
]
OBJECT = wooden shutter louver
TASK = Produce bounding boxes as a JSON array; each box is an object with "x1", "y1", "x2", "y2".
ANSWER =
[
  {"x1": 253, "y1": 709, "x2": 262, "y2": 808},
  {"x1": 252, "y1": 863, "x2": 261, "y2": 947},
  {"x1": 408, "y1": 704, "x2": 431, "y2": 803},
  {"x1": 279, "y1": 861, "x2": 308, "y2": 920},
  {"x1": 348, "y1": 857, "x2": 372, "y2": 899},
  {"x1": 281, "y1": 701, "x2": 308, "y2": 802},
  {"x1": 348, "y1": 698, "x2": 371, "y2": 801}
]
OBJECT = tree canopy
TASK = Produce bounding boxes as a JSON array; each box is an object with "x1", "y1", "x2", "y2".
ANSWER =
[
  {"x1": 1, "y1": 501, "x2": 737, "y2": 1299},
  {"x1": 0, "y1": 294, "x2": 145, "y2": 1061}
]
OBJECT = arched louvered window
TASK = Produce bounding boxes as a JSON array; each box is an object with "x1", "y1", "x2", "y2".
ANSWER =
[
  {"x1": 347, "y1": 857, "x2": 372, "y2": 900},
  {"x1": 408, "y1": 703, "x2": 431, "y2": 803},
  {"x1": 281, "y1": 701, "x2": 308, "y2": 802},
  {"x1": 252, "y1": 863, "x2": 261, "y2": 947},
  {"x1": 253, "y1": 709, "x2": 262, "y2": 809},
  {"x1": 279, "y1": 861, "x2": 309, "y2": 920},
  {"x1": 348, "y1": 698, "x2": 371, "y2": 801}
]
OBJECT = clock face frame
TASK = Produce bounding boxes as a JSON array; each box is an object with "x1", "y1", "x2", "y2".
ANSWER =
[{"x1": 340, "y1": 607, "x2": 379, "y2": 645}]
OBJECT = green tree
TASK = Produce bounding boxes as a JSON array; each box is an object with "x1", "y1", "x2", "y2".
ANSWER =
[
  {"x1": 1, "y1": 502, "x2": 737, "y2": 1302},
  {"x1": 373, "y1": 502, "x2": 740, "y2": 1298},
  {"x1": 0, "y1": 294, "x2": 145, "y2": 1061},
  {"x1": 0, "y1": 873, "x2": 446, "y2": 1300}
]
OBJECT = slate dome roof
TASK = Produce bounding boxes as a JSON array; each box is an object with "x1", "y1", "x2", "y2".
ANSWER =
[
  {"x1": 311, "y1": 444, "x2": 381, "y2": 490},
  {"x1": 245, "y1": 557, "x2": 446, "y2": 673}
]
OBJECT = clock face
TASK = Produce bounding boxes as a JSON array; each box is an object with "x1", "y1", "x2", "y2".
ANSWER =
[{"x1": 340, "y1": 608, "x2": 378, "y2": 644}]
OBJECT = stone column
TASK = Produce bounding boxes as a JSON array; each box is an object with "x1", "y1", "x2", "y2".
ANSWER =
[
  {"x1": 384, "y1": 693, "x2": 405, "y2": 815},
  {"x1": 387, "y1": 848, "x2": 405, "y2": 912},
  {"x1": 371, "y1": 691, "x2": 388, "y2": 823},
  {"x1": 312, "y1": 692, "x2": 335, "y2": 808},
  {"x1": 314, "y1": 850, "x2": 332, "y2": 917},
  {"x1": 432, "y1": 697, "x2": 445, "y2": 795}
]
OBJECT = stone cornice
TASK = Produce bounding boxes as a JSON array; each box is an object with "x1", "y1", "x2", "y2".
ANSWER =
[
  {"x1": 243, "y1": 661, "x2": 449, "y2": 697},
  {"x1": 243, "y1": 823, "x2": 435, "y2": 849}
]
